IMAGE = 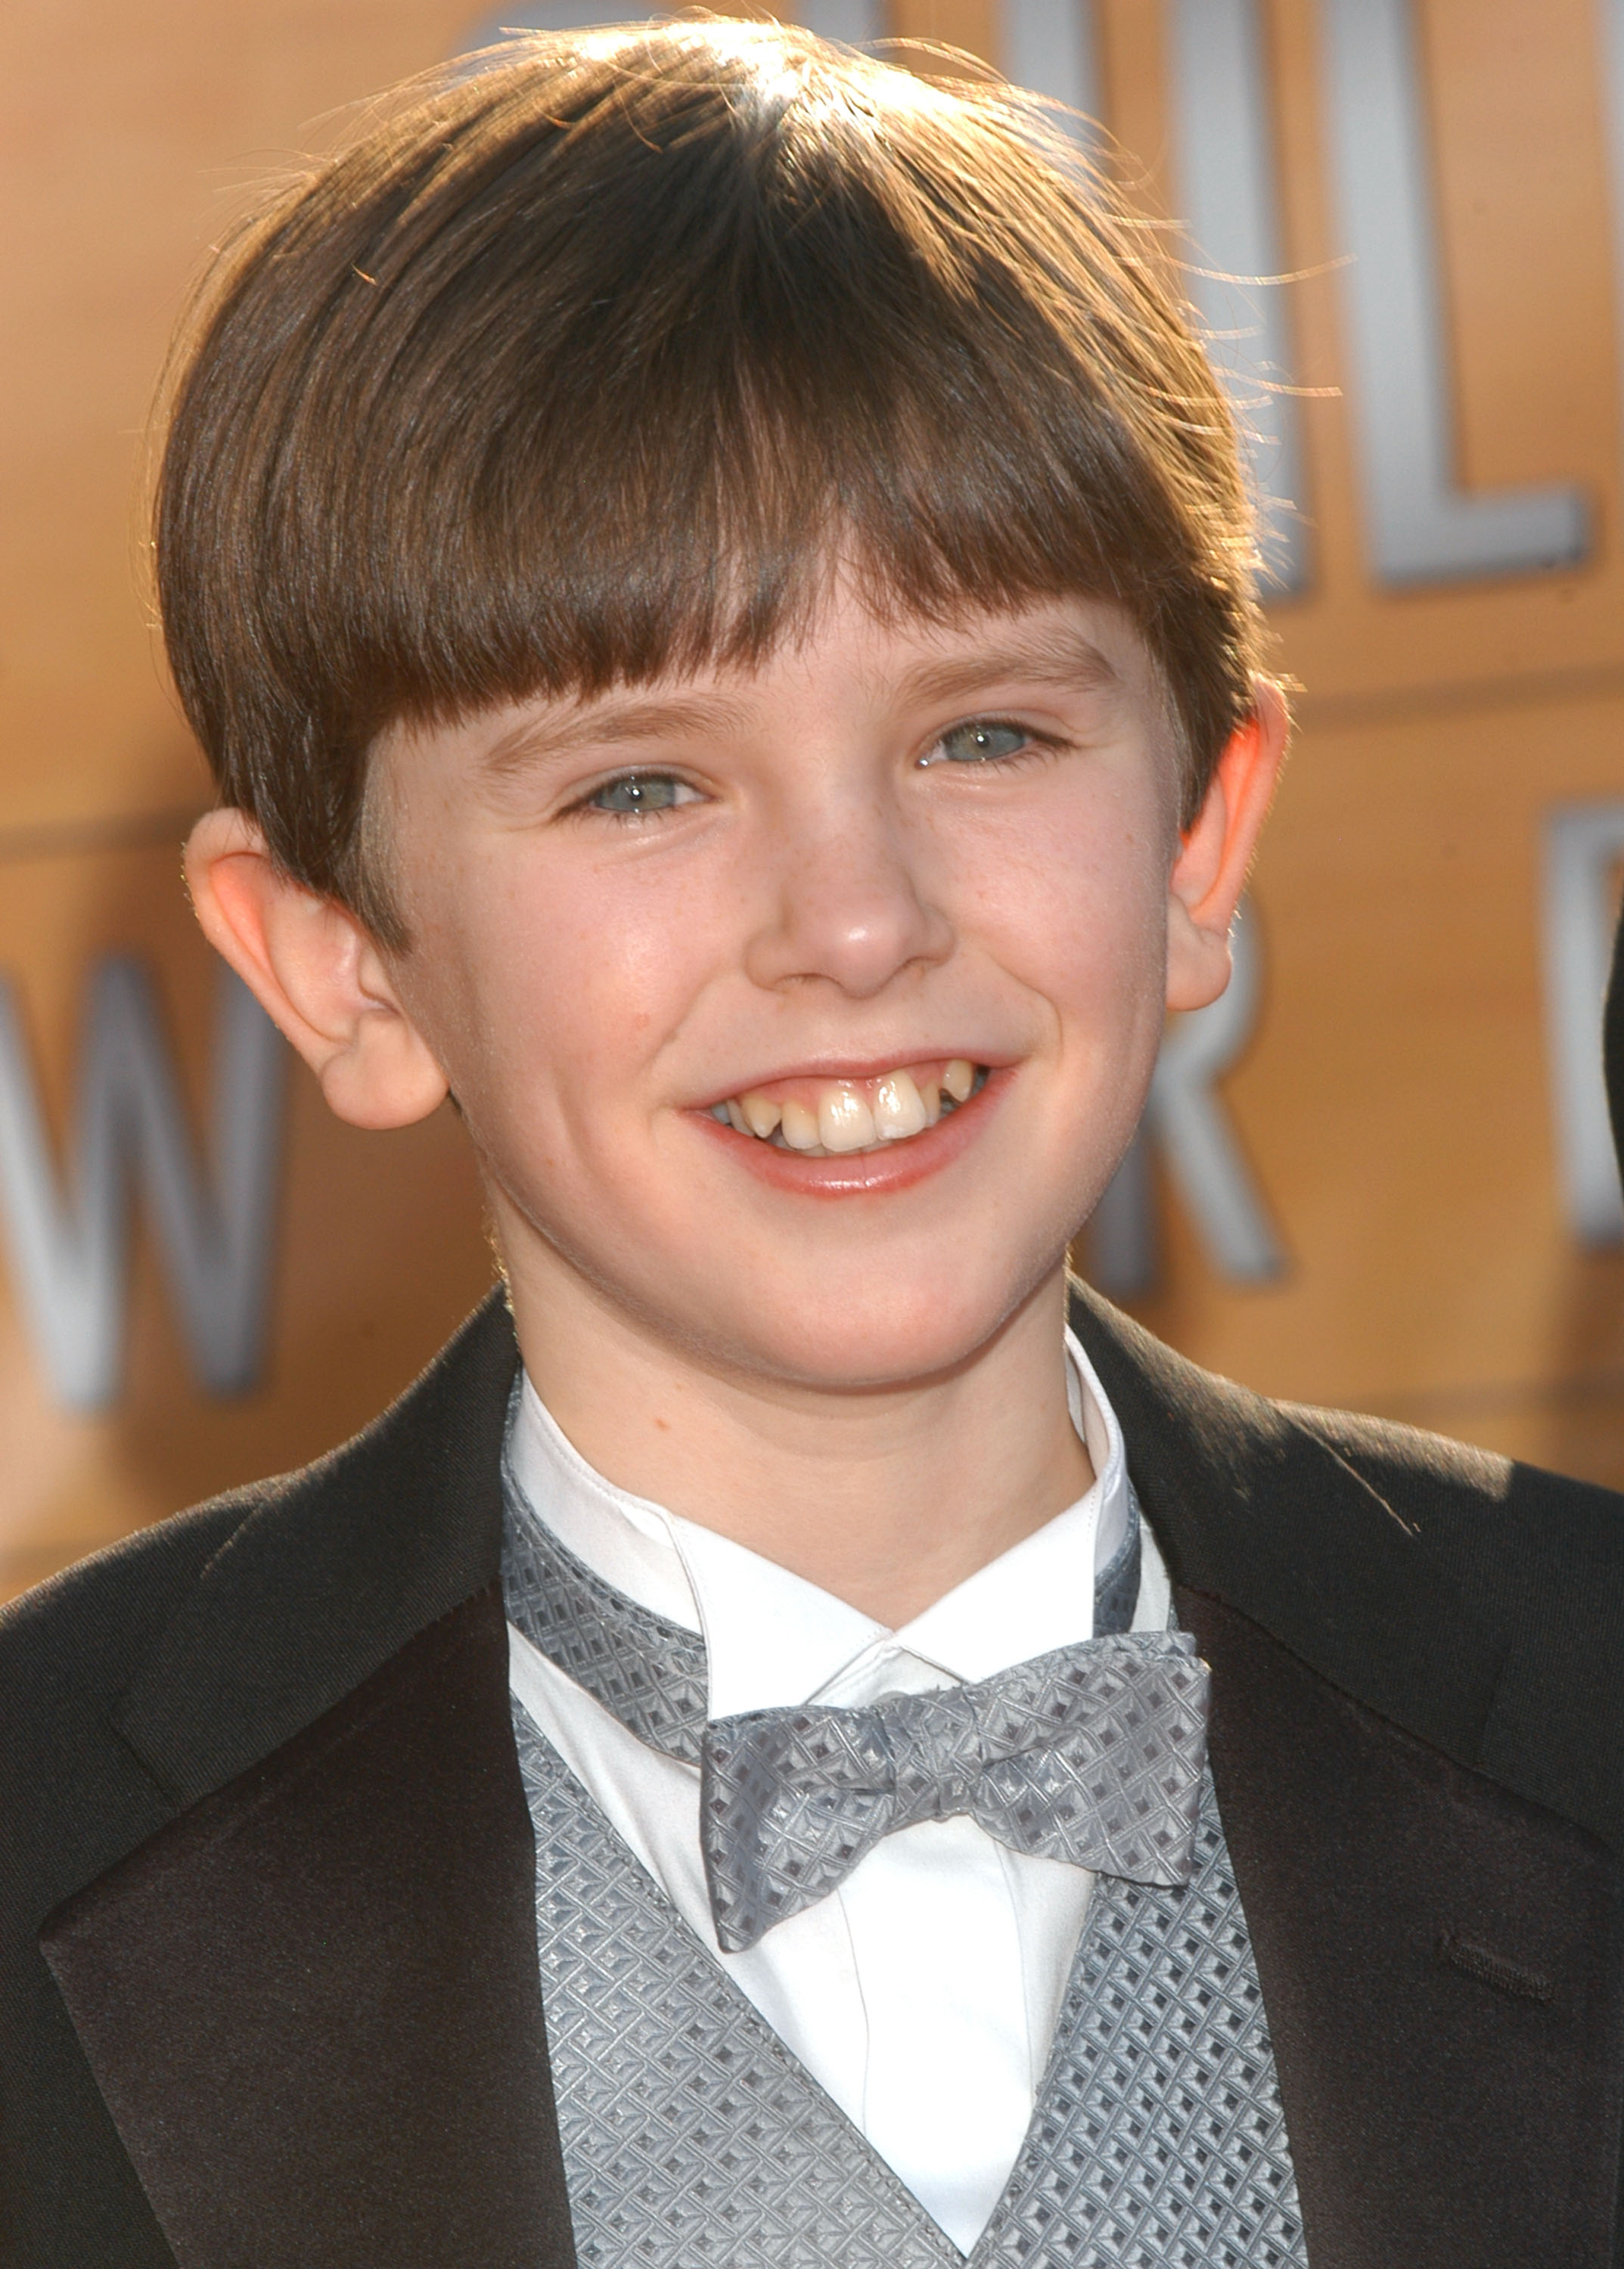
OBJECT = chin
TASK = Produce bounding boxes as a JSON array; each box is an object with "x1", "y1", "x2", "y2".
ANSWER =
[{"x1": 697, "y1": 1268, "x2": 1043, "y2": 1392}]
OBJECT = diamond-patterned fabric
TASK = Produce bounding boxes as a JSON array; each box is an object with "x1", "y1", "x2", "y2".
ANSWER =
[
  {"x1": 701, "y1": 1634, "x2": 1211, "y2": 1951},
  {"x1": 977, "y1": 1774, "x2": 1306, "y2": 2269},
  {"x1": 514, "y1": 1696, "x2": 961, "y2": 2269},
  {"x1": 500, "y1": 1435, "x2": 1141, "y2": 1762},
  {"x1": 501, "y1": 1444, "x2": 709, "y2": 1763},
  {"x1": 1093, "y1": 1510, "x2": 1142, "y2": 1637},
  {"x1": 501, "y1": 1456, "x2": 1304, "y2": 2267},
  {"x1": 512, "y1": 1698, "x2": 1305, "y2": 2268}
]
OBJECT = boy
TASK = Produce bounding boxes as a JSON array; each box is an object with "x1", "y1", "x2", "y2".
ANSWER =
[{"x1": 5, "y1": 23, "x2": 1623, "y2": 2267}]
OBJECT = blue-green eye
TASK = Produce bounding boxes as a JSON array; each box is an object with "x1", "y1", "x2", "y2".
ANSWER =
[
  {"x1": 585, "y1": 772, "x2": 694, "y2": 815},
  {"x1": 927, "y1": 721, "x2": 1030, "y2": 766}
]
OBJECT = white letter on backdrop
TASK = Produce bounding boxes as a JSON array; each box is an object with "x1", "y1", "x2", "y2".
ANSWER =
[
  {"x1": 1319, "y1": 0, "x2": 1588, "y2": 583},
  {"x1": 0, "y1": 959, "x2": 287, "y2": 1410}
]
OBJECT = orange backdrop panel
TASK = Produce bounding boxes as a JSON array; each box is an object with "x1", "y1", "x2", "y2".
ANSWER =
[{"x1": 4, "y1": 0, "x2": 1623, "y2": 1601}]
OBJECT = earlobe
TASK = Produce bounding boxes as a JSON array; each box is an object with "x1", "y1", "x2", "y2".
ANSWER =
[
  {"x1": 1164, "y1": 681, "x2": 1288, "y2": 1015},
  {"x1": 184, "y1": 808, "x2": 449, "y2": 1131}
]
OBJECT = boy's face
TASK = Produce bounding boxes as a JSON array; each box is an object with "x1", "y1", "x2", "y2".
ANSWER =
[{"x1": 368, "y1": 581, "x2": 1240, "y2": 1390}]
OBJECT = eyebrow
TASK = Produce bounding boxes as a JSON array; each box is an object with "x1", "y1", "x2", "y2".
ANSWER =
[
  {"x1": 480, "y1": 691, "x2": 755, "y2": 779},
  {"x1": 890, "y1": 629, "x2": 1122, "y2": 710}
]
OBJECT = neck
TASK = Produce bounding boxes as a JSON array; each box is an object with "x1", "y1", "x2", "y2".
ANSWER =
[{"x1": 502, "y1": 1261, "x2": 1091, "y2": 1628}]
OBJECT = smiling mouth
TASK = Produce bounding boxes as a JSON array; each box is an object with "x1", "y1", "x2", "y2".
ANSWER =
[{"x1": 707, "y1": 1059, "x2": 990, "y2": 1158}]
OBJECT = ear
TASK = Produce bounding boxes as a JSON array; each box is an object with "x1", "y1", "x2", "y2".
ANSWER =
[
  {"x1": 1165, "y1": 681, "x2": 1289, "y2": 1014},
  {"x1": 184, "y1": 809, "x2": 449, "y2": 1129}
]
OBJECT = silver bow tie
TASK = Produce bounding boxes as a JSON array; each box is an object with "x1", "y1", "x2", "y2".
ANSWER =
[{"x1": 699, "y1": 1630, "x2": 1211, "y2": 1953}]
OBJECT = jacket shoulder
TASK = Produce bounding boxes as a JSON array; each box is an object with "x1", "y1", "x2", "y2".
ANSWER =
[
  {"x1": 1071, "y1": 1274, "x2": 1624, "y2": 1590},
  {"x1": 0, "y1": 1488, "x2": 274, "y2": 1928},
  {"x1": 1282, "y1": 1395, "x2": 1624, "y2": 1845},
  {"x1": 2, "y1": 1486, "x2": 259, "y2": 1681},
  {"x1": 1278, "y1": 1395, "x2": 1624, "y2": 1615},
  {"x1": 1, "y1": 1289, "x2": 519, "y2": 1918}
]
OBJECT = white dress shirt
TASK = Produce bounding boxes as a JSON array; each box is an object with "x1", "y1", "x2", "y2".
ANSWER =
[{"x1": 505, "y1": 1330, "x2": 1172, "y2": 2254}]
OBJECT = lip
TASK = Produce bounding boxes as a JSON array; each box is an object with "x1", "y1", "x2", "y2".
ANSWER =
[{"x1": 691, "y1": 1063, "x2": 1008, "y2": 1197}]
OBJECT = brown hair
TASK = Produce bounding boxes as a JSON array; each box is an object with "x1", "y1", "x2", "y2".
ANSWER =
[{"x1": 156, "y1": 17, "x2": 1267, "y2": 945}]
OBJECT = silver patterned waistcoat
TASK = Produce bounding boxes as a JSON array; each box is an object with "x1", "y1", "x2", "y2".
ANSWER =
[{"x1": 501, "y1": 1474, "x2": 1308, "y2": 2268}]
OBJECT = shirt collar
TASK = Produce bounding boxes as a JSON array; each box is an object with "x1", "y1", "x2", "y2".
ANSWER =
[{"x1": 507, "y1": 1327, "x2": 1138, "y2": 1718}]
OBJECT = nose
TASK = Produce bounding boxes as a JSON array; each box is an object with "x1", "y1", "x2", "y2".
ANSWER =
[{"x1": 742, "y1": 793, "x2": 955, "y2": 1001}]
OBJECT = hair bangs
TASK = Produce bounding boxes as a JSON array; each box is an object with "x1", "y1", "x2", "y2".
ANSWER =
[{"x1": 156, "y1": 22, "x2": 1266, "y2": 938}]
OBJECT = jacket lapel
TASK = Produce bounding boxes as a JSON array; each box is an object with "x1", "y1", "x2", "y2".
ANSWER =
[
  {"x1": 1179, "y1": 1587, "x2": 1624, "y2": 2269},
  {"x1": 1069, "y1": 1282, "x2": 1504, "y2": 1748},
  {"x1": 42, "y1": 1584, "x2": 573, "y2": 2269},
  {"x1": 1070, "y1": 1283, "x2": 1624, "y2": 2267},
  {"x1": 40, "y1": 1293, "x2": 575, "y2": 2268},
  {"x1": 110, "y1": 1293, "x2": 523, "y2": 1810}
]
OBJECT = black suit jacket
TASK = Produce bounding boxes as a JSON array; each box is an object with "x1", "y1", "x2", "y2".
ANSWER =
[{"x1": 5, "y1": 1285, "x2": 1624, "y2": 2268}]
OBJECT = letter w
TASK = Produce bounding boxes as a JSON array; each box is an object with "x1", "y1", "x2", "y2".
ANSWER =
[{"x1": 0, "y1": 958, "x2": 287, "y2": 1410}]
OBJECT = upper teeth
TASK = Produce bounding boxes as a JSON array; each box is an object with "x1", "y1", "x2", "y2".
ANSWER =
[{"x1": 711, "y1": 1060, "x2": 982, "y2": 1156}]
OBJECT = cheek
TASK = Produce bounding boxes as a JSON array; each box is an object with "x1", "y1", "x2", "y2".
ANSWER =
[
  {"x1": 961, "y1": 784, "x2": 1172, "y2": 1040},
  {"x1": 440, "y1": 852, "x2": 725, "y2": 1132}
]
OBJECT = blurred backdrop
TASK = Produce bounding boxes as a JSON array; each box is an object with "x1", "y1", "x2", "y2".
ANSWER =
[{"x1": 6, "y1": 0, "x2": 1624, "y2": 1603}]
